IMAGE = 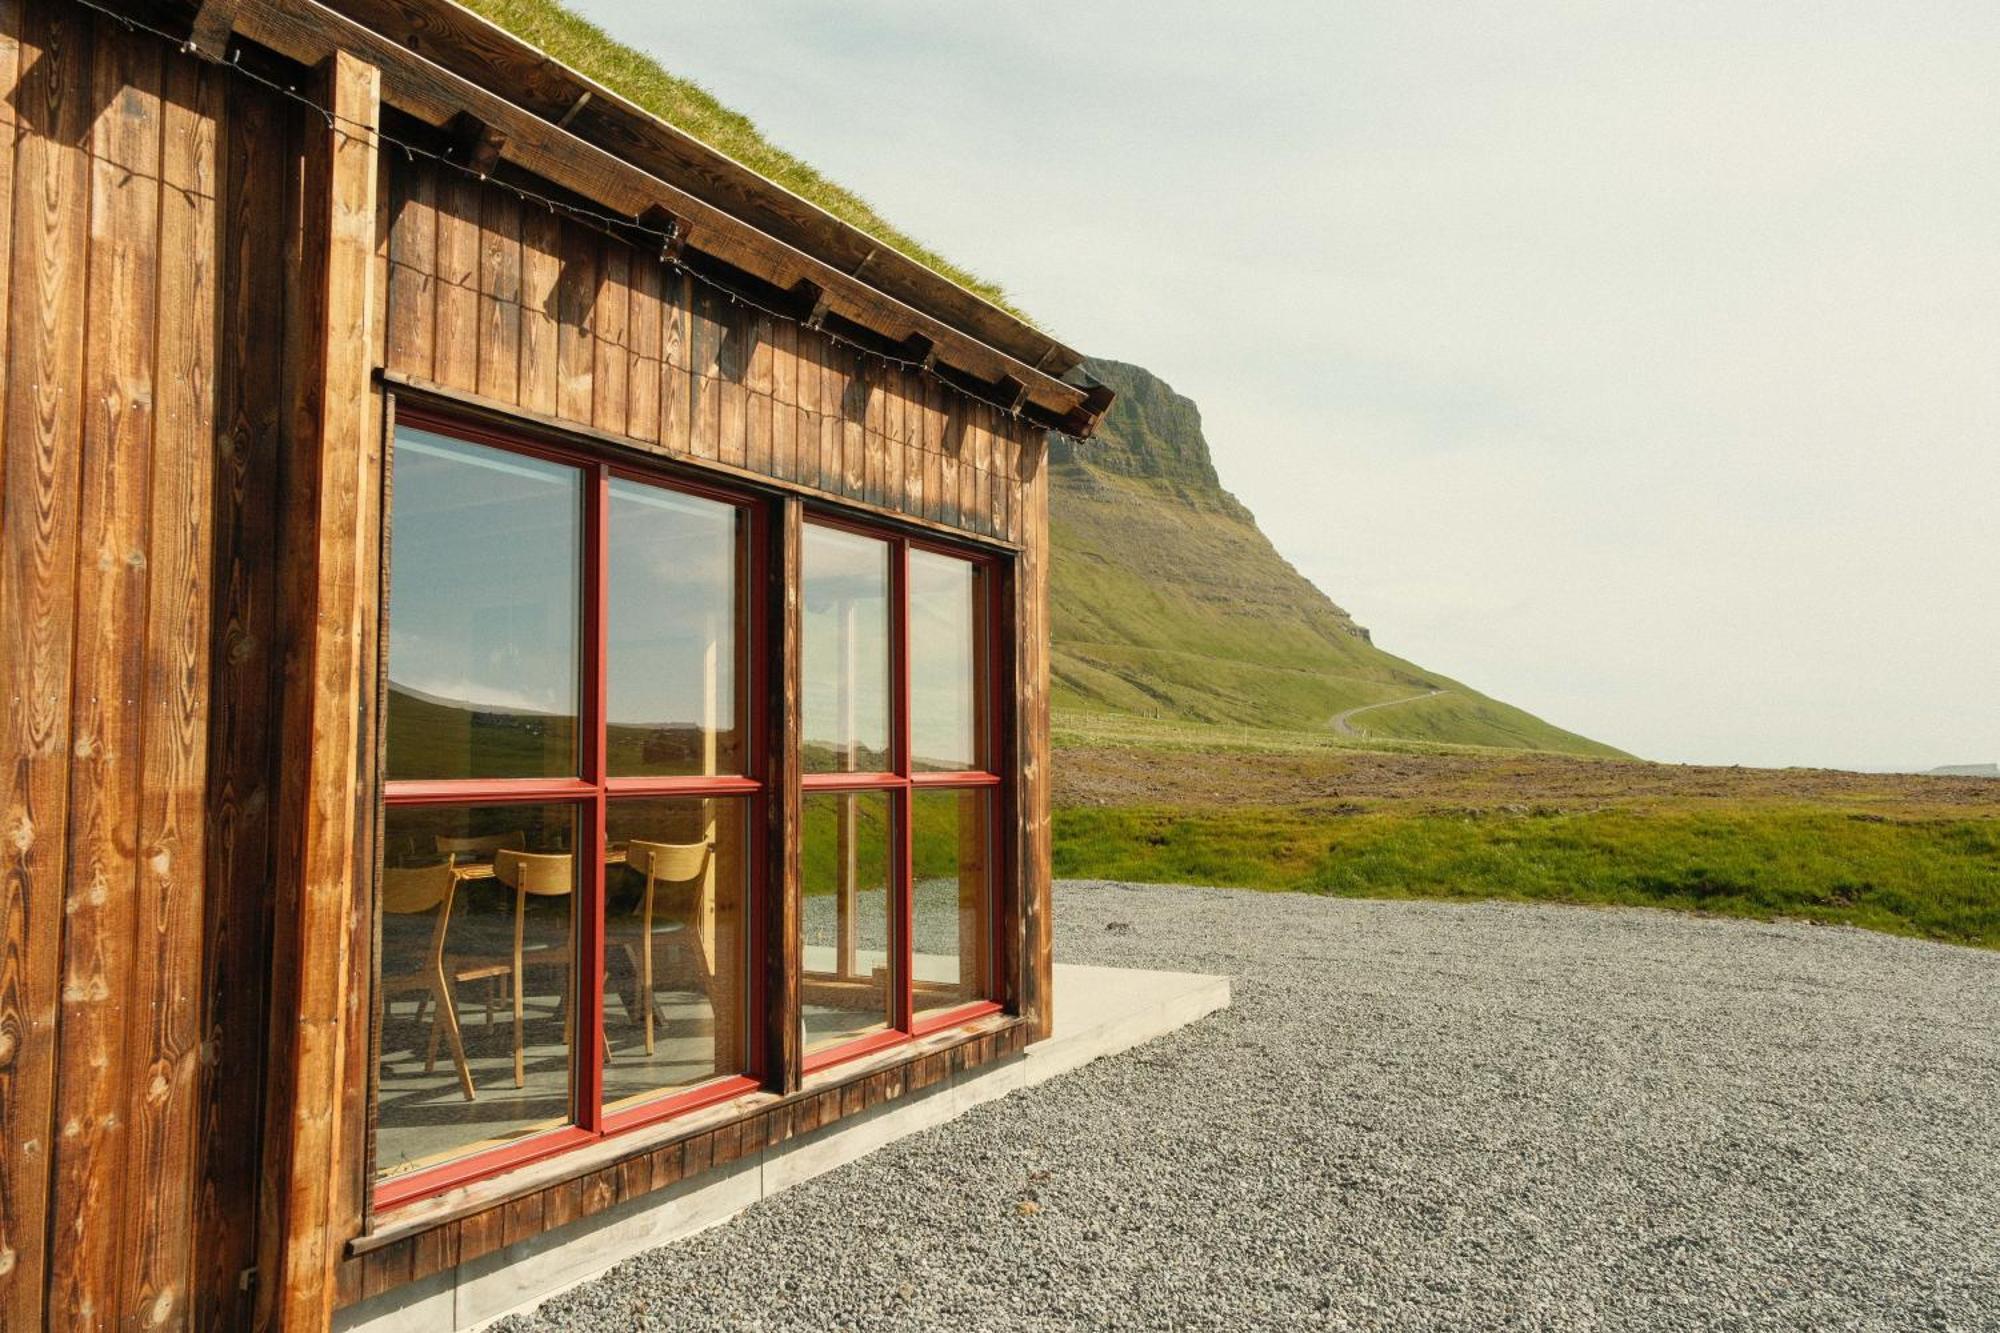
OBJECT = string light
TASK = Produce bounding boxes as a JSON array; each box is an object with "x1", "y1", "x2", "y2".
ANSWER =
[{"x1": 64, "y1": 0, "x2": 1081, "y2": 429}]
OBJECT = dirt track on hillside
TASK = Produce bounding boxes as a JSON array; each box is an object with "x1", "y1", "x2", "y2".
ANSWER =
[{"x1": 1054, "y1": 745, "x2": 2000, "y2": 816}]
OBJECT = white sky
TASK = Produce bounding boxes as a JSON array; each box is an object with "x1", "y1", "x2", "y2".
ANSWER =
[{"x1": 574, "y1": 0, "x2": 2000, "y2": 770}]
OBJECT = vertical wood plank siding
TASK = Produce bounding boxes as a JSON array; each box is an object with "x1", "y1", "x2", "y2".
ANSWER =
[
  {"x1": 265, "y1": 49, "x2": 382, "y2": 1333},
  {"x1": 0, "y1": 26, "x2": 1050, "y2": 1326},
  {"x1": 377, "y1": 157, "x2": 1038, "y2": 541}
]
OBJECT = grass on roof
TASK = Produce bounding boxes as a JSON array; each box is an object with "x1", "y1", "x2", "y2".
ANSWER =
[{"x1": 457, "y1": 0, "x2": 1025, "y2": 321}]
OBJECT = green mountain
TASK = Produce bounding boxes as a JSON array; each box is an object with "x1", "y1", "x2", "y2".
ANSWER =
[
  {"x1": 447, "y1": 3, "x2": 1616, "y2": 758},
  {"x1": 1050, "y1": 360, "x2": 1623, "y2": 757}
]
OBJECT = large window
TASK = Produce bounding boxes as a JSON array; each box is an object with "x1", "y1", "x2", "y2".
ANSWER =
[
  {"x1": 800, "y1": 526, "x2": 1000, "y2": 1068},
  {"x1": 374, "y1": 414, "x2": 1002, "y2": 1208},
  {"x1": 376, "y1": 419, "x2": 760, "y2": 1205}
]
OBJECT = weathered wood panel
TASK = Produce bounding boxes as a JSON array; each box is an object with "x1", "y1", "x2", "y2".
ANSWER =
[
  {"x1": 47, "y1": 23, "x2": 165, "y2": 1323},
  {"x1": 193, "y1": 71, "x2": 296, "y2": 1331},
  {"x1": 1016, "y1": 438, "x2": 1053, "y2": 1039},
  {"x1": 263, "y1": 48, "x2": 383, "y2": 1332},
  {"x1": 379, "y1": 156, "x2": 1034, "y2": 541},
  {"x1": 118, "y1": 48, "x2": 222, "y2": 1329},
  {"x1": 0, "y1": 2, "x2": 92, "y2": 1323}
]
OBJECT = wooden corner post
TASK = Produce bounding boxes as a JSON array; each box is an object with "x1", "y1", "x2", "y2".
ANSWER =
[
  {"x1": 261, "y1": 48, "x2": 381, "y2": 1332},
  {"x1": 1016, "y1": 432, "x2": 1053, "y2": 1039}
]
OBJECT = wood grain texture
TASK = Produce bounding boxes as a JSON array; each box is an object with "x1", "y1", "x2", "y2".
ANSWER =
[
  {"x1": 222, "y1": 0, "x2": 1097, "y2": 430},
  {"x1": 306, "y1": 0, "x2": 1082, "y2": 378},
  {"x1": 265, "y1": 49, "x2": 381, "y2": 1332},
  {"x1": 0, "y1": 3, "x2": 91, "y2": 1323},
  {"x1": 474, "y1": 184, "x2": 521, "y2": 404},
  {"x1": 1016, "y1": 433, "x2": 1053, "y2": 1039},
  {"x1": 193, "y1": 73, "x2": 293, "y2": 1331},
  {"x1": 118, "y1": 48, "x2": 221, "y2": 1330},
  {"x1": 47, "y1": 25, "x2": 164, "y2": 1323}
]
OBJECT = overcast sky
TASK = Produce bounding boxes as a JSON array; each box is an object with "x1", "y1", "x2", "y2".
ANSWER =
[{"x1": 576, "y1": 0, "x2": 1999, "y2": 770}]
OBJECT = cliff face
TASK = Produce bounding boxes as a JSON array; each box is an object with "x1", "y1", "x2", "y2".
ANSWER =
[{"x1": 1050, "y1": 359, "x2": 1622, "y2": 757}]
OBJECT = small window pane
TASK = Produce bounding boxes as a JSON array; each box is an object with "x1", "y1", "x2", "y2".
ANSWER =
[
  {"x1": 386, "y1": 428, "x2": 581, "y2": 780},
  {"x1": 376, "y1": 803, "x2": 579, "y2": 1184},
  {"x1": 603, "y1": 798, "x2": 750, "y2": 1112},
  {"x1": 608, "y1": 481, "x2": 746, "y2": 777},
  {"x1": 803, "y1": 526, "x2": 891, "y2": 773},
  {"x1": 909, "y1": 550, "x2": 987, "y2": 773},
  {"x1": 911, "y1": 789, "x2": 992, "y2": 1017},
  {"x1": 801, "y1": 791, "x2": 894, "y2": 1052}
]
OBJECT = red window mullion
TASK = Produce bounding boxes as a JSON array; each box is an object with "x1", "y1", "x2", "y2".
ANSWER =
[
  {"x1": 891, "y1": 539, "x2": 915, "y2": 1035},
  {"x1": 578, "y1": 464, "x2": 610, "y2": 1131}
]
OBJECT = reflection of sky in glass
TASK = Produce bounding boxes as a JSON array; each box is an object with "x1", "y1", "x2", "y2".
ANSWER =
[
  {"x1": 802, "y1": 526, "x2": 890, "y2": 770},
  {"x1": 387, "y1": 428, "x2": 580, "y2": 719},
  {"x1": 607, "y1": 480, "x2": 739, "y2": 773},
  {"x1": 908, "y1": 551, "x2": 979, "y2": 771}
]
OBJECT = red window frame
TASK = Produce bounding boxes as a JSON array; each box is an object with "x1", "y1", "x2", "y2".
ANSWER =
[
  {"x1": 797, "y1": 513, "x2": 1006, "y2": 1075},
  {"x1": 370, "y1": 408, "x2": 1010, "y2": 1212},
  {"x1": 374, "y1": 408, "x2": 767, "y2": 1210}
]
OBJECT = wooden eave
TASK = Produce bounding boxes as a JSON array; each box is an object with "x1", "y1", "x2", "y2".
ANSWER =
[{"x1": 166, "y1": 0, "x2": 1113, "y2": 437}]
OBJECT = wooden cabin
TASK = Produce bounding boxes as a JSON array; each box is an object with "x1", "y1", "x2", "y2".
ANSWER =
[{"x1": 0, "y1": 0, "x2": 1110, "y2": 1325}]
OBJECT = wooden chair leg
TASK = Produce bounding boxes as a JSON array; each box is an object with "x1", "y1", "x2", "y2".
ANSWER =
[
  {"x1": 424, "y1": 994, "x2": 444, "y2": 1074},
  {"x1": 431, "y1": 967, "x2": 476, "y2": 1102},
  {"x1": 512, "y1": 961, "x2": 526, "y2": 1089},
  {"x1": 641, "y1": 933, "x2": 655, "y2": 1056}
]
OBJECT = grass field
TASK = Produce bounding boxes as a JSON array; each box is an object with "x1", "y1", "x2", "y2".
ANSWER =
[{"x1": 1053, "y1": 713, "x2": 2000, "y2": 949}]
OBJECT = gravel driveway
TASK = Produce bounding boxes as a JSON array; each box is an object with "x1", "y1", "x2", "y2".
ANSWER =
[{"x1": 499, "y1": 881, "x2": 2000, "y2": 1332}]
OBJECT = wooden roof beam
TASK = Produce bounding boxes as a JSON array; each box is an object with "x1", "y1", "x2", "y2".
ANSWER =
[
  {"x1": 188, "y1": 0, "x2": 244, "y2": 57},
  {"x1": 306, "y1": 0, "x2": 1086, "y2": 377},
  {"x1": 899, "y1": 333, "x2": 937, "y2": 372},
  {"x1": 445, "y1": 110, "x2": 505, "y2": 177},
  {"x1": 219, "y1": 0, "x2": 1097, "y2": 423},
  {"x1": 637, "y1": 203, "x2": 688, "y2": 262}
]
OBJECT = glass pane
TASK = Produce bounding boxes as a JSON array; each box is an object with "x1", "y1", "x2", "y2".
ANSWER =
[
  {"x1": 386, "y1": 428, "x2": 581, "y2": 780},
  {"x1": 911, "y1": 789, "x2": 992, "y2": 1017},
  {"x1": 375, "y1": 803, "x2": 578, "y2": 1184},
  {"x1": 909, "y1": 551, "x2": 987, "y2": 773},
  {"x1": 801, "y1": 791, "x2": 893, "y2": 1052},
  {"x1": 802, "y1": 526, "x2": 891, "y2": 773},
  {"x1": 608, "y1": 480, "x2": 745, "y2": 777},
  {"x1": 603, "y1": 798, "x2": 749, "y2": 1111}
]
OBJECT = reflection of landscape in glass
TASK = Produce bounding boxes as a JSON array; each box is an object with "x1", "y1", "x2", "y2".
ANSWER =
[
  {"x1": 608, "y1": 481, "x2": 744, "y2": 777},
  {"x1": 385, "y1": 428, "x2": 581, "y2": 780},
  {"x1": 375, "y1": 802, "x2": 578, "y2": 1182},
  {"x1": 801, "y1": 791, "x2": 892, "y2": 1050},
  {"x1": 602, "y1": 798, "x2": 747, "y2": 1113},
  {"x1": 911, "y1": 789, "x2": 990, "y2": 1013},
  {"x1": 802, "y1": 526, "x2": 891, "y2": 772},
  {"x1": 908, "y1": 551, "x2": 984, "y2": 772}
]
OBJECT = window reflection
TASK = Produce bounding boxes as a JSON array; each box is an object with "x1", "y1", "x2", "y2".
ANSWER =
[
  {"x1": 909, "y1": 551, "x2": 987, "y2": 772},
  {"x1": 376, "y1": 803, "x2": 578, "y2": 1184},
  {"x1": 602, "y1": 798, "x2": 749, "y2": 1112},
  {"x1": 911, "y1": 789, "x2": 991, "y2": 1016},
  {"x1": 608, "y1": 481, "x2": 745, "y2": 777},
  {"x1": 801, "y1": 791, "x2": 893, "y2": 1051},
  {"x1": 386, "y1": 428, "x2": 581, "y2": 780},
  {"x1": 802, "y1": 526, "x2": 891, "y2": 773}
]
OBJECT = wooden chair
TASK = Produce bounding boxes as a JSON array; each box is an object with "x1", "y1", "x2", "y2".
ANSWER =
[
  {"x1": 379, "y1": 860, "x2": 477, "y2": 1102},
  {"x1": 607, "y1": 839, "x2": 715, "y2": 1055},
  {"x1": 491, "y1": 849, "x2": 577, "y2": 1088},
  {"x1": 434, "y1": 830, "x2": 526, "y2": 1030}
]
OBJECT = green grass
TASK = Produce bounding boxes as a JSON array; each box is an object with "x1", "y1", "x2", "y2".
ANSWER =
[
  {"x1": 456, "y1": 0, "x2": 1020, "y2": 317},
  {"x1": 1054, "y1": 804, "x2": 2000, "y2": 949}
]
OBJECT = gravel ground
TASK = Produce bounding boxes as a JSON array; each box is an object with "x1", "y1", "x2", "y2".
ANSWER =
[{"x1": 498, "y1": 882, "x2": 2000, "y2": 1332}]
